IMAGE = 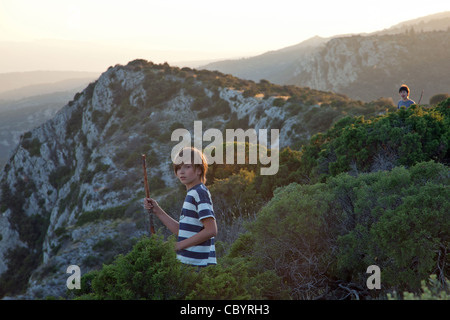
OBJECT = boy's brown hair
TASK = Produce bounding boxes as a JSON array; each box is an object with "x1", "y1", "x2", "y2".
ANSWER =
[
  {"x1": 173, "y1": 147, "x2": 208, "y2": 184},
  {"x1": 399, "y1": 84, "x2": 410, "y2": 95}
]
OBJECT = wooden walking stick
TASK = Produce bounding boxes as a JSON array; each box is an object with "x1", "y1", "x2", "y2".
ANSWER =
[
  {"x1": 417, "y1": 89, "x2": 424, "y2": 105},
  {"x1": 142, "y1": 154, "x2": 155, "y2": 235}
]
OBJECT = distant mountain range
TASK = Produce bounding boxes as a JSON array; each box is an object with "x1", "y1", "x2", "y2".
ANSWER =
[
  {"x1": 202, "y1": 11, "x2": 450, "y2": 103},
  {"x1": 0, "y1": 71, "x2": 99, "y2": 167},
  {"x1": 0, "y1": 71, "x2": 99, "y2": 96}
]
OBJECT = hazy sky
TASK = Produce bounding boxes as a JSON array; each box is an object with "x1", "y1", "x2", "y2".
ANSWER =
[{"x1": 1, "y1": 0, "x2": 450, "y2": 72}]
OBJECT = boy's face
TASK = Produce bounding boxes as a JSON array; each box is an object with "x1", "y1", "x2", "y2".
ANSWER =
[
  {"x1": 399, "y1": 90, "x2": 409, "y2": 100},
  {"x1": 176, "y1": 163, "x2": 201, "y2": 188}
]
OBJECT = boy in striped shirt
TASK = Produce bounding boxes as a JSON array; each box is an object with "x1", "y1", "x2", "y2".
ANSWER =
[{"x1": 144, "y1": 147, "x2": 217, "y2": 267}]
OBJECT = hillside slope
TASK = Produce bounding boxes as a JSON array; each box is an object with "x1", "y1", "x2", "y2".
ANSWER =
[{"x1": 0, "y1": 60, "x2": 395, "y2": 299}]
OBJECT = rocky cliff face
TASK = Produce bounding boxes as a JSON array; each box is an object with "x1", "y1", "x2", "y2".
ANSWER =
[
  {"x1": 287, "y1": 31, "x2": 450, "y2": 103},
  {"x1": 0, "y1": 60, "x2": 297, "y2": 298},
  {"x1": 204, "y1": 29, "x2": 450, "y2": 103},
  {"x1": 0, "y1": 60, "x2": 393, "y2": 299},
  {"x1": 0, "y1": 91, "x2": 81, "y2": 169}
]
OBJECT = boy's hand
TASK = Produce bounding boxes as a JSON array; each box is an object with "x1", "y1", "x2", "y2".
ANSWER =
[{"x1": 144, "y1": 198, "x2": 163, "y2": 215}]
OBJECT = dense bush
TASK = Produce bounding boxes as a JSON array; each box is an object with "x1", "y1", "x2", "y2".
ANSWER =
[
  {"x1": 73, "y1": 234, "x2": 284, "y2": 300},
  {"x1": 209, "y1": 169, "x2": 263, "y2": 224},
  {"x1": 252, "y1": 147, "x2": 304, "y2": 200},
  {"x1": 230, "y1": 161, "x2": 449, "y2": 299},
  {"x1": 298, "y1": 100, "x2": 450, "y2": 182},
  {"x1": 73, "y1": 235, "x2": 193, "y2": 299},
  {"x1": 185, "y1": 257, "x2": 285, "y2": 300}
]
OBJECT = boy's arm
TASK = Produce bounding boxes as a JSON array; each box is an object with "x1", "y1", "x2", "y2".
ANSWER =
[
  {"x1": 175, "y1": 217, "x2": 217, "y2": 251},
  {"x1": 144, "y1": 198, "x2": 179, "y2": 235}
]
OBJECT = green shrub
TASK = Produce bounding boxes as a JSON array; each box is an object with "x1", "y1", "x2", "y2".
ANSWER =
[
  {"x1": 252, "y1": 147, "x2": 304, "y2": 200},
  {"x1": 298, "y1": 103, "x2": 450, "y2": 182},
  {"x1": 49, "y1": 166, "x2": 73, "y2": 189},
  {"x1": 143, "y1": 76, "x2": 181, "y2": 108},
  {"x1": 186, "y1": 257, "x2": 285, "y2": 300},
  {"x1": 229, "y1": 161, "x2": 449, "y2": 299},
  {"x1": 230, "y1": 181, "x2": 335, "y2": 299},
  {"x1": 388, "y1": 275, "x2": 450, "y2": 300},
  {"x1": 73, "y1": 235, "x2": 285, "y2": 300},
  {"x1": 209, "y1": 169, "x2": 263, "y2": 224},
  {"x1": 272, "y1": 98, "x2": 286, "y2": 107},
  {"x1": 66, "y1": 105, "x2": 84, "y2": 136},
  {"x1": 21, "y1": 137, "x2": 41, "y2": 157},
  {"x1": 192, "y1": 96, "x2": 210, "y2": 111},
  {"x1": 76, "y1": 204, "x2": 129, "y2": 227},
  {"x1": 0, "y1": 246, "x2": 40, "y2": 297},
  {"x1": 73, "y1": 235, "x2": 198, "y2": 300}
]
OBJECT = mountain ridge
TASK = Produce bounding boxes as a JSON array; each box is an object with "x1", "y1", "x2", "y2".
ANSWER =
[
  {"x1": 0, "y1": 71, "x2": 99, "y2": 95},
  {"x1": 202, "y1": 12, "x2": 450, "y2": 103}
]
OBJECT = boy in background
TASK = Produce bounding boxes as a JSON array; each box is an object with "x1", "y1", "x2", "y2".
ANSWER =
[
  {"x1": 144, "y1": 147, "x2": 217, "y2": 267},
  {"x1": 397, "y1": 84, "x2": 416, "y2": 109}
]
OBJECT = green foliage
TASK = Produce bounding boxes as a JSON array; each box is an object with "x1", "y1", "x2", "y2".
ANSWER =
[
  {"x1": 192, "y1": 96, "x2": 209, "y2": 111},
  {"x1": 198, "y1": 98, "x2": 231, "y2": 119},
  {"x1": 388, "y1": 274, "x2": 450, "y2": 300},
  {"x1": 186, "y1": 257, "x2": 286, "y2": 300},
  {"x1": 21, "y1": 137, "x2": 41, "y2": 157},
  {"x1": 143, "y1": 72, "x2": 181, "y2": 108},
  {"x1": 272, "y1": 97, "x2": 287, "y2": 107},
  {"x1": 209, "y1": 169, "x2": 263, "y2": 223},
  {"x1": 74, "y1": 235, "x2": 195, "y2": 300},
  {"x1": 0, "y1": 181, "x2": 50, "y2": 297},
  {"x1": 253, "y1": 147, "x2": 304, "y2": 200},
  {"x1": 230, "y1": 181, "x2": 335, "y2": 299},
  {"x1": 229, "y1": 161, "x2": 449, "y2": 299},
  {"x1": 334, "y1": 162, "x2": 449, "y2": 292},
  {"x1": 73, "y1": 235, "x2": 285, "y2": 300},
  {"x1": 2, "y1": 180, "x2": 48, "y2": 249},
  {"x1": 205, "y1": 141, "x2": 261, "y2": 184},
  {"x1": 49, "y1": 166, "x2": 73, "y2": 189},
  {"x1": 223, "y1": 113, "x2": 250, "y2": 130},
  {"x1": 66, "y1": 105, "x2": 84, "y2": 136},
  {"x1": 0, "y1": 246, "x2": 41, "y2": 297},
  {"x1": 75, "y1": 204, "x2": 130, "y2": 227},
  {"x1": 298, "y1": 103, "x2": 450, "y2": 182}
]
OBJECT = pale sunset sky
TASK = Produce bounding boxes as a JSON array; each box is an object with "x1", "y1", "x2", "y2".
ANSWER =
[{"x1": 1, "y1": 0, "x2": 449, "y2": 72}]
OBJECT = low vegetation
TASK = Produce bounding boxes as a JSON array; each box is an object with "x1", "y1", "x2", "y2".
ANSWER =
[{"x1": 72, "y1": 96, "x2": 449, "y2": 300}]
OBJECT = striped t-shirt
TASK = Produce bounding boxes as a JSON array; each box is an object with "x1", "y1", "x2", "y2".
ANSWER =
[
  {"x1": 397, "y1": 99, "x2": 415, "y2": 109},
  {"x1": 177, "y1": 183, "x2": 217, "y2": 266}
]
